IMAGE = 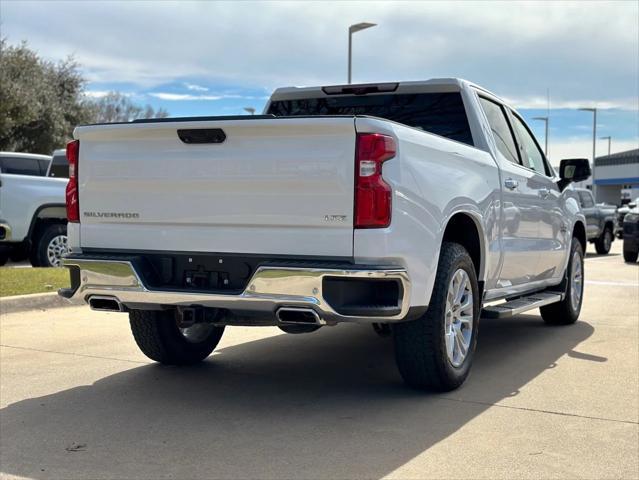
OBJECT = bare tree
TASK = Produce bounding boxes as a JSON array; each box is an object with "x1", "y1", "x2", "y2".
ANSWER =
[{"x1": 89, "y1": 92, "x2": 168, "y2": 123}]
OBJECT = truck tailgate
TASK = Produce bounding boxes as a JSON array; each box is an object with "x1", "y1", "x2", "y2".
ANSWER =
[{"x1": 74, "y1": 117, "x2": 356, "y2": 257}]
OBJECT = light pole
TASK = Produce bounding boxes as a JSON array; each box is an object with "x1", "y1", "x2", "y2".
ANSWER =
[
  {"x1": 532, "y1": 116, "x2": 549, "y2": 157},
  {"x1": 243, "y1": 107, "x2": 255, "y2": 115},
  {"x1": 578, "y1": 107, "x2": 597, "y2": 198},
  {"x1": 348, "y1": 22, "x2": 376, "y2": 84},
  {"x1": 600, "y1": 136, "x2": 611, "y2": 156}
]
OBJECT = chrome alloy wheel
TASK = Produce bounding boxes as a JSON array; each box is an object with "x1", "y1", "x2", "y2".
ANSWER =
[
  {"x1": 444, "y1": 269, "x2": 474, "y2": 368},
  {"x1": 570, "y1": 250, "x2": 583, "y2": 310},
  {"x1": 46, "y1": 234, "x2": 68, "y2": 267},
  {"x1": 178, "y1": 322, "x2": 217, "y2": 344},
  {"x1": 604, "y1": 231, "x2": 612, "y2": 251}
]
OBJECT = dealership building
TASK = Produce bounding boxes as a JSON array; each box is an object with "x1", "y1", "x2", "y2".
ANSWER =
[{"x1": 593, "y1": 148, "x2": 639, "y2": 205}]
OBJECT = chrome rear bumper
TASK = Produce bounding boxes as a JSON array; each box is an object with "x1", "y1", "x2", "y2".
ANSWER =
[{"x1": 60, "y1": 257, "x2": 411, "y2": 324}]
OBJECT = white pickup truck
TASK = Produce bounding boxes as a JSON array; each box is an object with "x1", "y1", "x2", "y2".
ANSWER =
[
  {"x1": 60, "y1": 78, "x2": 591, "y2": 391},
  {"x1": 0, "y1": 152, "x2": 69, "y2": 267}
]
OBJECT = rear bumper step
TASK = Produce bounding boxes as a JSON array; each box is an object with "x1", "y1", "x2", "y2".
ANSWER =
[
  {"x1": 60, "y1": 257, "x2": 411, "y2": 324},
  {"x1": 482, "y1": 292, "x2": 563, "y2": 319}
]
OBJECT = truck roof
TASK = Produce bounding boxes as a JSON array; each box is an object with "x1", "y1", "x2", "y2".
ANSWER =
[
  {"x1": 270, "y1": 78, "x2": 509, "y2": 106},
  {"x1": 0, "y1": 151, "x2": 51, "y2": 161}
]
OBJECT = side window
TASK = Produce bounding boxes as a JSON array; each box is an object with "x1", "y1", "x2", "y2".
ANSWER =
[
  {"x1": 579, "y1": 191, "x2": 595, "y2": 208},
  {"x1": 38, "y1": 159, "x2": 50, "y2": 175},
  {"x1": 510, "y1": 113, "x2": 549, "y2": 176},
  {"x1": 478, "y1": 97, "x2": 520, "y2": 164},
  {"x1": 0, "y1": 157, "x2": 41, "y2": 176}
]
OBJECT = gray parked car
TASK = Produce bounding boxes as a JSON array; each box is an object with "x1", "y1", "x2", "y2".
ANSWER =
[
  {"x1": 575, "y1": 188, "x2": 617, "y2": 254},
  {"x1": 622, "y1": 206, "x2": 639, "y2": 263},
  {"x1": 616, "y1": 198, "x2": 638, "y2": 239}
]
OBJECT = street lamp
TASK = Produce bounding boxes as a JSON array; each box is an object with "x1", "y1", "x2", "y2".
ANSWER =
[
  {"x1": 578, "y1": 107, "x2": 597, "y2": 198},
  {"x1": 532, "y1": 116, "x2": 549, "y2": 157},
  {"x1": 243, "y1": 107, "x2": 255, "y2": 115},
  {"x1": 600, "y1": 136, "x2": 611, "y2": 156},
  {"x1": 348, "y1": 22, "x2": 376, "y2": 84}
]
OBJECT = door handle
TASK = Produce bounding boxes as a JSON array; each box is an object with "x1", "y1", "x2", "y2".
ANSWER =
[
  {"x1": 539, "y1": 187, "x2": 550, "y2": 198},
  {"x1": 504, "y1": 178, "x2": 519, "y2": 190}
]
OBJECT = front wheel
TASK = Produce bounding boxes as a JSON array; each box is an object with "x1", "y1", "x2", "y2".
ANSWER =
[
  {"x1": 594, "y1": 227, "x2": 613, "y2": 255},
  {"x1": 393, "y1": 242, "x2": 480, "y2": 391},
  {"x1": 540, "y1": 238, "x2": 584, "y2": 325},
  {"x1": 129, "y1": 309, "x2": 225, "y2": 365}
]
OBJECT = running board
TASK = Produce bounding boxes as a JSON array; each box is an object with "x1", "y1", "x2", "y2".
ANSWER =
[{"x1": 482, "y1": 292, "x2": 563, "y2": 319}]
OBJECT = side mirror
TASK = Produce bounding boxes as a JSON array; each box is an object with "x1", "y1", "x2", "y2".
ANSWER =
[{"x1": 558, "y1": 158, "x2": 591, "y2": 190}]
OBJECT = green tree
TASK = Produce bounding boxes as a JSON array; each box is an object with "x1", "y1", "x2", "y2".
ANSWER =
[
  {"x1": 0, "y1": 39, "x2": 169, "y2": 154},
  {"x1": 0, "y1": 38, "x2": 93, "y2": 154},
  {"x1": 90, "y1": 91, "x2": 168, "y2": 123}
]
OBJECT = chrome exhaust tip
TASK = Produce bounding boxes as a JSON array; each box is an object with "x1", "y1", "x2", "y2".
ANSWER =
[
  {"x1": 276, "y1": 307, "x2": 321, "y2": 325},
  {"x1": 88, "y1": 296, "x2": 123, "y2": 312}
]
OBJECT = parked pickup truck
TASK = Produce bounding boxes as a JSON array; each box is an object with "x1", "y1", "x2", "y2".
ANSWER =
[
  {"x1": 0, "y1": 153, "x2": 69, "y2": 267},
  {"x1": 59, "y1": 78, "x2": 591, "y2": 391},
  {"x1": 574, "y1": 188, "x2": 617, "y2": 254}
]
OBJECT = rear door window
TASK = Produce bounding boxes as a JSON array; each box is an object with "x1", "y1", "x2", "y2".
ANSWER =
[
  {"x1": 267, "y1": 92, "x2": 474, "y2": 146},
  {"x1": 477, "y1": 97, "x2": 520, "y2": 164},
  {"x1": 0, "y1": 156, "x2": 43, "y2": 176}
]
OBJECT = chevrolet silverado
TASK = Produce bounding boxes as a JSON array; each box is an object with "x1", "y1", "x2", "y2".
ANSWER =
[{"x1": 59, "y1": 79, "x2": 591, "y2": 391}]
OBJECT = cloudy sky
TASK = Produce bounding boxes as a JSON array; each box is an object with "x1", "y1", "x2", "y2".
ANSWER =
[{"x1": 3, "y1": 0, "x2": 638, "y2": 163}]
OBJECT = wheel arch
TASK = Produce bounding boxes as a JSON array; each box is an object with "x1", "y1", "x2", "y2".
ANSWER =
[
  {"x1": 27, "y1": 204, "x2": 67, "y2": 242},
  {"x1": 573, "y1": 220, "x2": 587, "y2": 252},
  {"x1": 604, "y1": 219, "x2": 615, "y2": 233},
  {"x1": 440, "y1": 211, "x2": 486, "y2": 285}
]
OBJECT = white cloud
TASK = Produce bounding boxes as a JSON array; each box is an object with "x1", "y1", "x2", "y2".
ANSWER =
[
  {"x1": 83, "y1": 90, "x2": 110, "y2": 98},
  {"x1": 2, "y1": 0, "x2": 637, "y2": 107},
  {"x1": 505, "y1": 96, "x2": 639, "y2": 112},
  {"x1": 148, "y1": 93, "x2": 223, "y2": 101},
  {"x1": 185, "y1": 83, "x2": 209, "y2": 92},
  {"x1": 547, "y1": 138, "x2": 639, "y2": 167}
]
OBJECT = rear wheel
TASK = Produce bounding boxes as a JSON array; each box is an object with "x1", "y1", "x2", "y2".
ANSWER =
[
  {"x1": 623, "y1": 246, "x2": 638, "y2": 263},
  {"x1": 540, "y1": 238, "x2": 584, "y2": 325},
  {"x1": 393, "y1": 242, "x2": 479, "y2": 391},
  {"x1": 594, "y1": 227, "x2": 613, "y2": 254},
  {"x1": 129, "y1": 309, "x2": 225, "y2": 365},
  {"x1": 30, "y1": 223, "x2": 68, "y2": 267}
]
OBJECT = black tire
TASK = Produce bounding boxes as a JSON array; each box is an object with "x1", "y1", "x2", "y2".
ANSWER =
[
  {"x1": 129, "y1": 309, "x2": 225, "y2": 365},
  {"x1": 594, "y1": 227, "x2": 613, "y2": 255},
  {"x1": 0, "y1": 253, "x2": 8, "y2": 266},
  {"x1": 540, "y1": 238, "x2": 584, "y2": 325},
  {"x1": 623, "y1": 247, "x2": 638, "y2": 263},
  {"x1": 30, "y1": 223, "x2": 67, "y2": 267},
  {"x1": 393, "y1": 242, "x2": 480, "y2": 392}
]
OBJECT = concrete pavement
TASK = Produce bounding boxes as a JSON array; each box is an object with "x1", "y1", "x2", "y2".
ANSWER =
[{"x1": 1, "y1": 241, "x2": 637, "y2": 479}]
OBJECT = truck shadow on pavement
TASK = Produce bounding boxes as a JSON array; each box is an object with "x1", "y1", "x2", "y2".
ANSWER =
[{"x1": 1, "y1": 315, "x2": 594, "y2": 480}]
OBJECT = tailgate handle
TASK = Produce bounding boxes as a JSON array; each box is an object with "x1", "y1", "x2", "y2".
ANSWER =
[{"x1": 177, "y1": 128, "x2": 226, "y2": 144}]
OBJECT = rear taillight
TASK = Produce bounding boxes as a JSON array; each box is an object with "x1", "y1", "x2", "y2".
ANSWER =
[
  {"x1": 66, "y1": 140, "x2": 80, "y2": 223},
  {"x1": 354, "y1": 133, "x2": 396, "y2": 228}
]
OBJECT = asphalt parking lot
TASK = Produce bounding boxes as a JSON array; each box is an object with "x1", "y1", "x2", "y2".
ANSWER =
[{"x1": 1, "y1": 241, "x2": 637, "y2": 480}]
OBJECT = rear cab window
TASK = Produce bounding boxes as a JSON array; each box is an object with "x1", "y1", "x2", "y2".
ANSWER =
[{"x1": 267, "y1": 92, "x2": 474, "y2": 146}]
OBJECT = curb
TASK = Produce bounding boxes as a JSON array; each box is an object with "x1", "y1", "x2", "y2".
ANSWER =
[{"x1": 0, "y1": 292, "x2": 74, "y2": 315}]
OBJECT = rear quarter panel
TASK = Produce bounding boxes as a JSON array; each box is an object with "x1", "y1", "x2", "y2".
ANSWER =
[{"x1": 353, "y1": 118, "x2": 501, "y2": 307}]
